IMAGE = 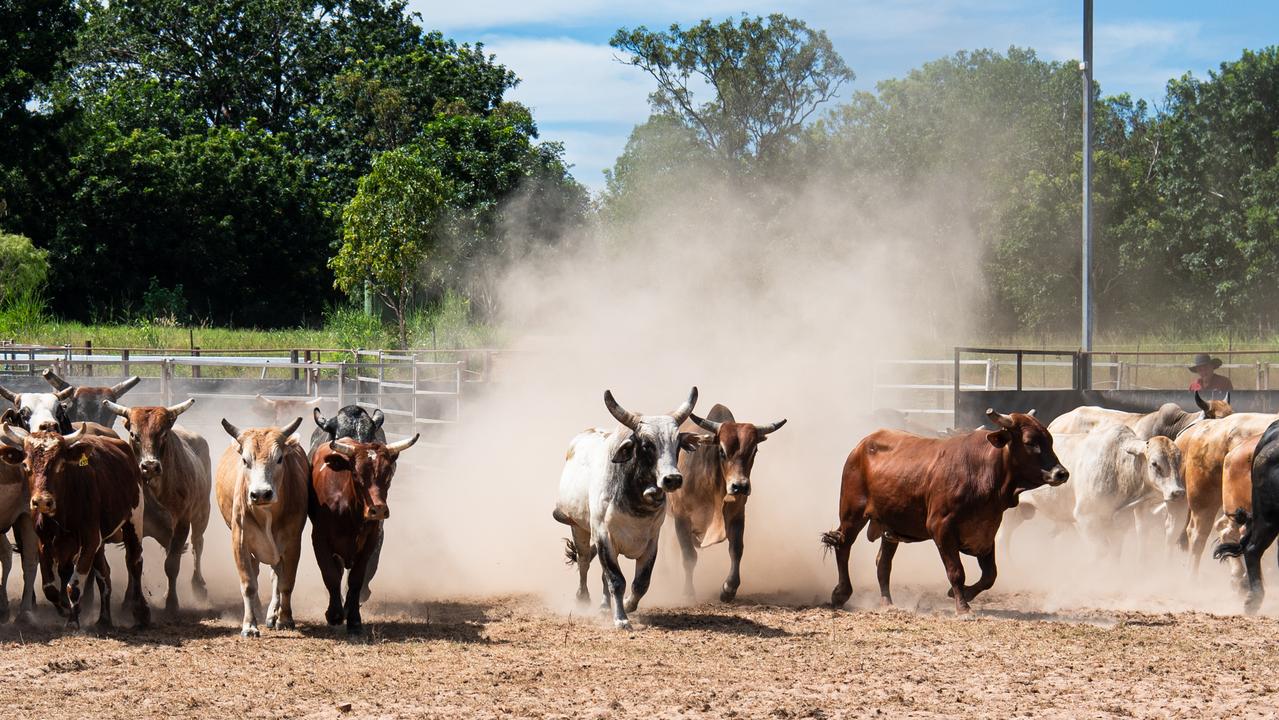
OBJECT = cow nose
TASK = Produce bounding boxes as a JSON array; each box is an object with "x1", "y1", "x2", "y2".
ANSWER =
[
  {"x1": 365, "y1": 505, "x2": 389, "y2": 520},
  {"x1": 1166, "y1": 488, "x2": 1186, "y2": 500},
  {"x1": 1050, "y1": 467, "x2": 1069, "y2": 485},
  {"x1": 31, "y1": 495, "x2": 55, "y2": 514},
  {"x1": 36, "y1": 421, "x2": 59, "y2": 432},
  {"x1": 729, "y1": 482, "x2": 751, "y2": 496},
  {"x1": 249, "y1": 488, "x2": 275, "y2": 504},
  {"x1": 140, "y1": 459, "x2": 162, "y2": 476},
  {"x1": 661, "y1": 474, "x2": 683, "y2": 491}
]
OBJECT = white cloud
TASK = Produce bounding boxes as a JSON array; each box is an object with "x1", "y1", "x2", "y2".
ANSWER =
[{"x1": 482, "y1": 37, "x2": 653, "y2": 124}]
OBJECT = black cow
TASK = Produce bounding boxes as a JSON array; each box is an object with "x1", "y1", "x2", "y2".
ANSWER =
[
  {"x1": 310, "y1": 404, "x2": 388, "y2": 601},
  {"x1": 1214, "y1": 418, "x2": 1279, "y2": 614}
]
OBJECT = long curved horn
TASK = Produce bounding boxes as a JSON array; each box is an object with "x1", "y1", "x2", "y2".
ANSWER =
[
  {"x1": 1, "y1": 423, "x2": 28, "y2": 444},
  {"x1": 42, "y1": 368, "x2": 71, "y2": 391},
  {"x1": 986, "y1": 408, "x2": 1015, "y2": 429},
  {"x1": 280, "y1": 417, "x2": 303, "y2": 437},
  {"x1": 1194, "y1": 391, "x2": 1209, "y2": 412},
  {"x1": 690, "y1": 413, "x2": 722, "y2": 433},
  {"x1": 603, "y1": 390, "x2": 641, "y2": 430},
  {"x1": 313, "y1": 407, "x2": 328, "y2": 428},
  {"x1": 63, "y1": 423, "x2": 86, "y2": 444},
  {"x1": 754, "y1": 418, "x2": 787, "y2": 436},
  {"x1": 55, "y1": 386, "x2": 74, "y2": 401},
  {"x1": 1224, "y1": 391, "x2": 1232, "y2": 405},
  {"x1": 167, "y1": 398, "x2": 195, "y2": 416},
  {"x1": 669, "y1": 386, "x2": 698, "y2": 424},
  {"x1": 221, "y1": 419, "x2": 242, "y2": 439},
  {"x1": 329, "y1": 440, "x2": 356, "y2": 457},
  {"x1": 387, "y1": 433, "x2": 420, "y2": 455},
  {"x1": 371, "y1": 409, "x2": 385, "y2": 429},
  {"x1": 0, "y1": 385, "x2": 18, "y2": 403},
  {"x1": 109, "y1": 376, "x2": 140, "y2": 399},
  {"x1": 102, "y1": 399, "x2": 130, "y2": 418}
]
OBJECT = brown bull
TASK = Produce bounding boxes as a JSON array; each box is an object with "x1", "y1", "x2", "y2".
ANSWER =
[
  {"x1": 670, "y1": 404, "x2": 785, "y2": 602},
  {"x1": 105, "y1": 398, "x2": 212, "y2": 614},
  {"x1": 0, "y1": 424, "x2": 149, "y2": 628},
  {"x1": 1175, "y1": 412, "x2": 1277, "y2": 573},
  {"x1": 823, "y1": 409, "x2": 1068, "y2": 614}
]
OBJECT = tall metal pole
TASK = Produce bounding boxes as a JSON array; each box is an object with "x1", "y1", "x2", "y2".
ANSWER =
[{"x1": 1080, "y1": 0, "x2": 1094, "y2": 388}]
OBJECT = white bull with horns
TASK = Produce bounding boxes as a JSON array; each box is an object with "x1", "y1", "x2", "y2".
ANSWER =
[{"x1": 553, "y1": 387, "x2": 703, "y2": 629}]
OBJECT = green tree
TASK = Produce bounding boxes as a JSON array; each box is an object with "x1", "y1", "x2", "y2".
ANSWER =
[
  {"x1": 0, "y1": 232, "x2": 50, "y2": 303},
  {"x1": 333, "y1": 147, "x2": 453, "y2": 347},
  {"x1": 611, "y1": 14, "x2": 853, "y2": 166}
]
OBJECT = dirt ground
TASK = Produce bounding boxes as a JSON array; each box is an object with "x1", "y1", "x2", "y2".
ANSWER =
[{"x1": 0, "y1": 591, "x2": 1276, "y2": 720}]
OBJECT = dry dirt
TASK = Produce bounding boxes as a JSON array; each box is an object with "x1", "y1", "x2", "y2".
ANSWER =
[{"x1": 1, "y1": 591, "x2": 1276, "y2": 719}]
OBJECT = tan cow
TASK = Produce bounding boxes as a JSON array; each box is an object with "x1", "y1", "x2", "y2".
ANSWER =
[
  {"x1": 104, "y1": 398, "x2": 211, "y2": 614},
  {"x1": 1215, "y1": 434, "x2": 1264, "y2": 588},
  {"x1": 1176, "y1": 412, "x2": 1277, "y2": 572},
  {"x1": 215, "y1": 418, "x2": 308, "y2": 637},
  {"x1": 670, "y1": 403, "x2": 785, "y2": 602},
  {"x1": 1048, "y1": 393, "x2": 1232, "y2": 439}
]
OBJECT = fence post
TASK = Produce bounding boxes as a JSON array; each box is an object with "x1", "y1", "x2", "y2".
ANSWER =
[
  {"x1": 337, "y1": 362, "x2": 346, "y2": 408},
  {"x1": 376, "y1": 351, "x2": 385, "y2": 412},
  {"x1": 84, "y1": 340, "x2": 93, "y2": 378},
  {"x1": 984, "y1": 359, "x2": 995, "y2": 390},
  {"x1": 192, "y1": 347, "x2": 201, "y2": 379},
  {"x1": 122, "y1": 349, "x2": 130, "y2": 377},
  {"x1": 290, "y1": 349, "x2": 299, "y2": 381},
  {"x1": 455, "y1": 360, "x2": 464, "y2": 421},
  {"x1": 161, "y1": 359, "x2": 173, "y2": 405},
  {"x1": 411, "y1": 360, "x2": 420, "y2": 427},
  {"x1": 1109, "y1": 353, "x2": 1118, "y2": 389},
  {"x1": 1258, "y1": 362, "x2": 1266, "y2": 391}
]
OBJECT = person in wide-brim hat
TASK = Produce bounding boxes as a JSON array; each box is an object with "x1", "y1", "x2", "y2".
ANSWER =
[{"x1": 1188, "y1": 353, "x2": 1233, "y2": 393}]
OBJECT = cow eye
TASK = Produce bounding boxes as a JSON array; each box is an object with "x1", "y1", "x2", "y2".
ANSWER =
[
  {"x1": 718, "y1": 446, "x2": 727, "y2": 459},
  {"x1": 276, "y1": 456, "x2": 283, "y2": 464},
  {"x1": 242, "y1": 457, "x2": 250, "y2": 467}
]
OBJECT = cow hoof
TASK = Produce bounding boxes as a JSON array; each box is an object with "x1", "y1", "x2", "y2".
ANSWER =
[
  {"x1": 325, "y1": 607, "x2": 345, "y2": 626},
  {"x1": 830, "y1": 587, "x2": 852, "y2": 608},
  {"x1": 575, "y1": 591, "x2": 591, "y2": 607},
  {"x1": 14, "y1": 611, "x2": 35, "y2": 626},
  {"x1": 346, "y1": 623, "x2": 364, "y2": 637},
  {"x1": 360, "y1": 586, "x2": 372, "y2": 604},
  {"x1": 623, "y1": 599, "x2": 639, "y2": 614},
  {"x1": 241, "y1": 626, "x2": 261, "y2": 638},
  {"x1": 134, "y1": 605, "x2": 151, "y2": 629},
  {"x1": 276, "y1": 618, "x2": 296, "y2": 631},
  {"x1": 192, "y1": 581, "x2": 208, "y2": 602},
  {"x1": 719, "y1": 587, "x2": 738, "y2": 603},
  {"x1": 614, "y1": 619, "x2": 632, "y2": 631},
  {"x1": 95, "y1": 618, "x2": 114, "y2": 632},
  {"x1": 879, "y1": 597, "x2": 894, "y2": 608}
]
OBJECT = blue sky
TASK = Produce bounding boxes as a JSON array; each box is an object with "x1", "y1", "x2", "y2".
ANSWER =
[{"x1": 412, "y1": 1, "x2": 1279, "y2": 191}]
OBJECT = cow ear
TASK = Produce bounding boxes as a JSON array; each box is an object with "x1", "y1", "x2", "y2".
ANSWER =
[
  {"x1": 0, "y1": 446, "x2": 24, "y2": 465},
  {"x1": 611, "y1": 437, "x2": 635, "y2": 463},
  {"x1": 1123, "y1": 443, "x2": 1144, "y2": 457},
  {"x1": 985, "y1": 430, "x2": 1010, "y2": 448},
  {"x1": 371, "y1": 409, "x2": 385, "y2": 430},
  {"x1": 323, "y1": 453, "x2": 352, "y2": 472},
  {"x1": 678, "y1": 432, "x2": 703, "y2": 452}
]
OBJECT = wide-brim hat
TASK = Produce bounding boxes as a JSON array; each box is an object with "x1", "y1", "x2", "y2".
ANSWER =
[{"x1": 1188, "y1": 353, "x2": 1223, "y2": 371}]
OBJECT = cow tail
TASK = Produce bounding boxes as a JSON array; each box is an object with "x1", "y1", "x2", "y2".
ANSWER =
[
  {"x1": 1213, "y1": 508, "x2": 1253, "y2": 561},
  {"x1": 820, "y1": 530, "x2": 846, "y2": 557},
  {"x1": 562, "y1": 538, "x2": 581, "y2": 565}
]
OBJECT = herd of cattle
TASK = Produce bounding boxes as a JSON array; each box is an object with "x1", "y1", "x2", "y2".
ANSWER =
[
  {"x1": 3, "y1": 370, "x2": 1279, "y2": 636},
  {"x1": 0, "y1": 369, "x2": 416, "y2": 636}
]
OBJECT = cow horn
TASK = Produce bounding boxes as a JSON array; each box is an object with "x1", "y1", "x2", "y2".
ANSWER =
[
  {"x1": 669, "y1": 386, "x2": 698, "y2": 424},
  {"x1": 387, "y1": 433, "x2": 420, "y2": 455},
  {"x1": 371, "y1": 409, "x2": 385, "y2": 429},
  {"x1": 1194, "y1": 391, "x2": 1209, "y2": 412},
  {"x1": 109, "y1": 376, "x2": 140, "y2": 399},
  {"x1": 691, "y1": 412, "x2": 721, "y2": 433},
  {"x1": 986, "y1": 408, "x2": 1015, "y2": 429},
  {"x1": 1, "y1": 423, "x2": 28, "y2": 445},
  {"x1": 167, "y1": 398, "x2": 195, "y2": 416},
  {"x1": 1026, "y1": 409, "x2": 1037, "y2": 417},
  {"x1": 54, "y1": 386, "x2": 74, "y2": 401},
  {"x1": 754, "y1": 418, "x2": 787, "y2": 435},
  {"x1": 1224, "y1": 391, "x2": 1232, "y2": 405},
  {"x1": 0, "y1": 385, "x2": 16, "y2": 404},
  {"x1": 102, "y1": 399, "x2": 130, "y2": 417},
  {"x1": 329, "y1": 440, "x2": 356, "y2": 457},
  {"x1": 255, "y1": 394, "x2": 277, "y2": 408},
  {"x1": 42, "y1": 368, "x2": 72, "y2": 391},
  {"x1": 63, "y1": 422, "x2": 86, "y2": 444},
  {"x1": 280, "y1": 417, "x2": 303, "y2": 437},
  {"x1": 221, "y1": 419, "x2": 242, "y2": 439},
  {"x1": 603, "y1": 390, "x2": 641, "y2": 430},
  {"x1": 313, "y1": 407, "x2": 329, "y2": 428}
]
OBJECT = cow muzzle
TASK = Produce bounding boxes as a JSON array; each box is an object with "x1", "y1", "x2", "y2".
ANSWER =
[
  {"x1": 139, "y1": 458, "x2": 162, "y2": 478},
  {"x1": 660, "y1": 473, "x2": 683, "y2": 492},
  {"x1": 1045, "y1": 466, "x2": 1069, "y2": 486},
  {"x1": 34, "y1": 421, "x2": 59, "y2": 432},
  {"x1": 364, "y1": 504, "x2": 389, "y2": 521},
  {"x1": 30, "y1": 493, "x2": 56, "y2": 515},
  {"x1": 1165, "y1": 488, "x2": 1186, "y2": 501},
  {"x1": 643, "y1": 486, "x2": 666, "y2": 505},
  {"x1": 727, "y1": 480, "x2": 751, "y2": 497},
  {"x1": 248, "y1": 488, "x2": 275, "y2": 505}
]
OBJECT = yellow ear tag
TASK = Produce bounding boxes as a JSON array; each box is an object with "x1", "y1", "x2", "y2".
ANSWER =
[{"x1": 78, "y1": 453, "x2": 89, "y2": 467}]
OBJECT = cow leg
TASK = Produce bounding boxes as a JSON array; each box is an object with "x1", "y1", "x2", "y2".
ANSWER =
[
  {"x1": 721, "y1": 511, "x2": 745, "y2": 603},
  {"x1": 190, "y1": 511, "x2": 209, "y2": 602},
  {"x1": 265, "y1": 565, "x2": 282, "y2": 629},
  {"x1": 358, "y1": 527, "x2": 382, "y2": 604},
  {"x1": 233, "y1": 538, "x2": 262, "y2": 637},
  {"x1": 826, "y1": 510, "x2": 868, "y2": 608},
  {"x1": 934, "y1": 532, "x2": 971, "y2": 614},
  {"x1": 1184, "y1": 505, "x2": 1219, "y2": 575},
  {"x1": 1213, "y1": 513, "x2": 1247, "y2": 593},
  {"x1": 67, "y1": 538, "x2": 99, "y2": 629},
  {"x1": 673, "y1": 516, "x2": 698, "y2": 599},
  {"x1": 13, "y1": 516, "x2": 37, "y2": 624},
  {"x1": 41, "y1": 544, "x2": 63, "y2": 613},
  {"x1": 164, "y1": 520, "x2": 191, "y2": 616},
  {"x1": 875, "y1": 540, "x2": 899, "y2": 607},
  {"x1": 343, "y1": 531, "x2": 379, "y2": 636},
  {"x1": 571, "y1": 526, "x2": 594, "y2": 606},
  {"x1": 961, "y1": 551, "x2": 998, "y2": 602},
  {"x1": 623, "y1": 537, "x2": 659, "y2": 614},
  {"x1": 0, "y1": 532, "x2": 11, "y2": 623},
  {"x1": 598, "y1": 560, "x2": 611, "y2": 613},
  {"x1": 312, "y1": 532, "x2": 345, "y2": 626},
  {"x1": 93, "y1": 549, "x2": 113, "y2": 629},
  {"x1": 595, "y1": 540, "x2": 631, "y2": 630},
  {"x1": 1243, "y1": 519, "x2": 1279, "y2": 615},
  {"x1": 272, "y1": 540, "x2": 300, "y2": 631},
  {"x1": 121, "y1": 518, "x2": 149, "y2": 628},
  {"x1": 997, "y1": 504, "x2": 1032, "y2": 563}
]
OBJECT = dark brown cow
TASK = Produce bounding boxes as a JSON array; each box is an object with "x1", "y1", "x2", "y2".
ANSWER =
[
  {"x1": 0, "y1": 423, "x2": 150, "y2": 628},
  {"x1": 823, "y1": 409, "x2": 1068, "y2": 614},
  {"x1": 309, "y1": 434, "x2": 418, "y2": 635},
  {"x1": 670, "y1": 404, "x2": 785, "y2": 601},
  {"x1": 104, "y1": 398, "x2": 211, "y2": 614},
  {"x1": 42, "y1": 368, "x2": 141, "y2": 428}
]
